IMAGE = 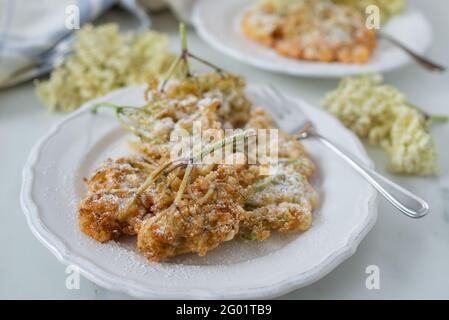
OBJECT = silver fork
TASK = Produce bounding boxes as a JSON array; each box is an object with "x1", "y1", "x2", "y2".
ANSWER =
[
  {"x1": 261, "y1": 85, "x2": 429, "y2": 219},
  {"x1": 378, "y1": 32, "x2": 446, "y2": 73}
]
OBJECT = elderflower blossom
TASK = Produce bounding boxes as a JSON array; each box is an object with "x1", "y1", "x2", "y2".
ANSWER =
[
  {"x1": 322, "y1": 74, "x2": 439, "y2": 175},
  {"x1": 35, "y1": 24, "x2": 174, "y2": 112}
]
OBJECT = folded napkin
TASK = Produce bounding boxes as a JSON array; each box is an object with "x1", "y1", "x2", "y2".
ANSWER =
[
  {"x1": 163, "y1": 0, "x2": 198, "y2": 24},
  {"x1": 0, "y1": 0, "x2": 151, "y2": 88}
]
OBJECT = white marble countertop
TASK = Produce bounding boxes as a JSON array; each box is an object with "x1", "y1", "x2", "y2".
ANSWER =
[{"x1": 1, "y1": 0, "x2": 448, "y2": 299}]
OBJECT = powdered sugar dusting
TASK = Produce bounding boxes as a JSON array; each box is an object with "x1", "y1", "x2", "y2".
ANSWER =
[{"x1": 25, "y1": 85, "x2": 380, "y2": 299}]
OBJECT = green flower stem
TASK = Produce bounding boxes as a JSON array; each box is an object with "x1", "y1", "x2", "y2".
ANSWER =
[
  {"x1": 192, "y1": 129, "x2": 255, "y2": 163},
  {"x1": 159, "y1": 23, "x2": 226, "y2": 93},
  {"x1": 118, "y1": 160, "x2": 187, "y2": 221},
  {"x1": 137, "y1": 160, "x2": 186, "y2": 196},
  {"x1": 90, "y1": 102, "x2": 146, "y2": 115},
  {"x1": 244, "y1": 232, "x2": 257, "y2": 241},
  {"x1": 159, "y1": 56, "x2": 182, "y2": 93},
  {"x1": 90, "y1": 102, "x2": 145, "y2": 138},
  {"x1": 121, "y1": 129, "x2": 255, "y2": 222},
  {"x1": 199, "y1": 185, "x2": 215, "y2": 204},
  {"x1": 91, "y1": 102, "x2": 123, "y2": 114},
  {"x1": 174, "y1": 164, "x2": 193, "y2": 206},
  {"x1": 187, "y1": 52, "x2": 224, "y2": 76},
  {"x1": 179, "y1": 23, "x2": 192, "y2": 78},
  {"x1": 429, "y1": 114, "x2": 449, "y2": 123},
  {"x1": 174, "y1": 130, "x2": 255, "y2": 208},
  {"x1": 407, "y1": 102, "x2": 448, "y2": 124},
  {"x1": 180, "y1": 23, "x2": 187, "y2": 52}
]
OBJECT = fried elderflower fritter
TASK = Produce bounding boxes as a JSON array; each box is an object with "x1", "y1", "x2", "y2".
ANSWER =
[
  {"x1": 79, "y1": 157, "x2": 154, "y2": 242},
  {"x1": 80, "y1": 24, "x2": 317, "y2": 261},
  {"x1": 241, "y1": 0, "x2": 376, "y2": 63},
  {"x1": 137, "y1": 164, "x2": 254, "y2": 261},
  {"x1": 240, "y1": 109, "x2": 317, "y2": 241}
]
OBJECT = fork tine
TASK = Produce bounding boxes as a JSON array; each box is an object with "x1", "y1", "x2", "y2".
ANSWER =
[
  {"x1": 260, "y1": 86, "x2": 284, "y2": 119},
  {"x1": 267, "y1": 85, "x2": 293, "y2": 115},
  {"x1": 265, "y1": 85, "x2": 283, "y2": 106}
]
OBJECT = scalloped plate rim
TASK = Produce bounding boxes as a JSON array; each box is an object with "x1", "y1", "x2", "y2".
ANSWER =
[{"x1": 21, "y1": 84, "x2": 378, "y2": 299}]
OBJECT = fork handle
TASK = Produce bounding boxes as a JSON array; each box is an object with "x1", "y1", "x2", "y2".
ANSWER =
[
  {"x1": 311, "y1": 132, "x2": 429, "y2": 218},
  {"x1": 378, "y1": 33, "x2": 446, "y2": 72}
]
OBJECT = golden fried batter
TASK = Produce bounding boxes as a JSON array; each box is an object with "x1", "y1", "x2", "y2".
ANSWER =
[
  {"x1": 80, "y1": 73, "x2": 317, "y2": 261},
  {"x1": 137, "y1": 165, "x2": 251, "y2": 261},
  {"x1": 241, "y1": 162, "x2": 317, "y2": 240},
  {"x1": 240, "y1": 109, "x2": 317, "y2": 240},
  {"x1": 79, "y1": 157, "x2": 153, "y2": 242},
  {"x1": 241, "y1": 0, "x2": 376, "y2": 63}
]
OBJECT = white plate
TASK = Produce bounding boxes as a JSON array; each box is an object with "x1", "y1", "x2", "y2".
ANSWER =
[
  {"x1": 192, "y1": 0, "x2": 432, "y2": 77},
  {"x1": 21, "y1": 85, "x2": 377, "y2": 299}
]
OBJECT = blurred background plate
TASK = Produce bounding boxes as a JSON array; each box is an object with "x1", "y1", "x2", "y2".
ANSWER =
[{"x1": 192, "y1": 0, "x2": 433, "y2": 77}]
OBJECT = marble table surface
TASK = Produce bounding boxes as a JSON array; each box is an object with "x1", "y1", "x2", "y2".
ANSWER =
[{"x1": 0, "y1": 0, "x2": 448, "y2": 299}]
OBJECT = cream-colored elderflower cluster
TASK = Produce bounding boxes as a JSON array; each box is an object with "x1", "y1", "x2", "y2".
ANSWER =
[
  {"x1": 36, "y1": 24, "x2": 174, "y2": 112},
  {"x1": 322, "y1": 74, "x2": 442, "y2": 175},
  {"x1": 387, "y1": 105, "x2": 437, "y2": 174}
]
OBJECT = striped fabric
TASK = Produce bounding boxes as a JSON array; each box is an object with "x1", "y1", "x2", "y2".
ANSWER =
[{"x1": 0, "y1": 0, "x2": 151, "y2": 88}]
